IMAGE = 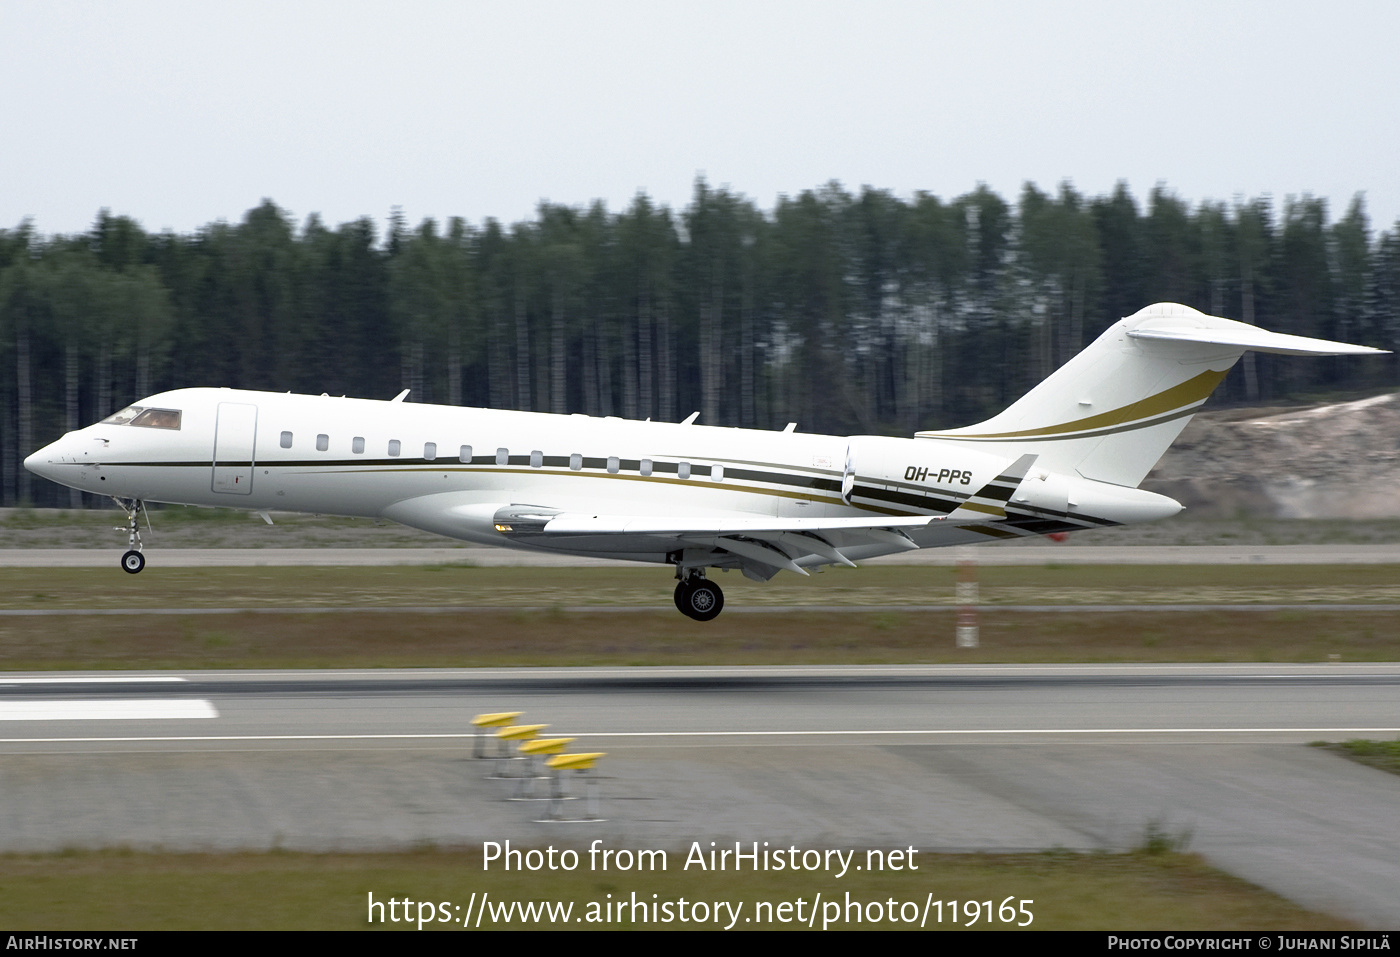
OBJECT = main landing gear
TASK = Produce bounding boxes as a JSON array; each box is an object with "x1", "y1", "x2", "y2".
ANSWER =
[
  {"x1": 673, "y1": 572, "x2": 724, "y2": 622},
  {"x1": 114, "y1": 497, "x2": 148, "y2": 574}
]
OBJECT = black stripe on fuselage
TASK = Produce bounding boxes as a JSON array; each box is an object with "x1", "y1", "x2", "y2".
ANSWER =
[
  {"x1": 1004, "y1": 516, "x2": 1118, "y2": 534},
  {"x1": 850, "y1": 484, "x2": 959, "y2": 515},
  {"x1": 978, "y1": 481, "x2": 1019, "y2": 503}
]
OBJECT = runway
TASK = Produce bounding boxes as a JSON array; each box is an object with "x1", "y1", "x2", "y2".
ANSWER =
[{"x1": 1, "y1": 664, "x2": 1398, "y2": 926}]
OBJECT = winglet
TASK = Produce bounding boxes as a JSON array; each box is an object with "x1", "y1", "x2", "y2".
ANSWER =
[{"x1": 947, "y1": 453, "x2": 1039, "y2": 521}]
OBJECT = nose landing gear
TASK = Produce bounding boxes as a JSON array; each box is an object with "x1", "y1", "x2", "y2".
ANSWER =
[
  {"x1": 114, "y1": 497, "x2": 149, "y2": 574},
  {"x1": 673, "y1": 572, "x2": 724, "y2": 622}
]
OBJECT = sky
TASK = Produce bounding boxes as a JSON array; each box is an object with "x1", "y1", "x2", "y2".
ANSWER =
[{"x1": 3, "y1": 0, "x2": 1398, "y2": 240}]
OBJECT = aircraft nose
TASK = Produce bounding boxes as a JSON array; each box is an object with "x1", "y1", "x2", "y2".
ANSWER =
[
  {"x1": 23, "y1": 443, "x2": 58, "y2": 481},
  {"x1": 23, "y1": 436, "x2": 84, "y2": 484}
]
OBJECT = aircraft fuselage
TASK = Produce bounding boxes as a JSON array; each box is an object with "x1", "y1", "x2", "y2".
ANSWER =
[{"x1": 23, "y1": 386, "x2": 1172, "y2": 565}]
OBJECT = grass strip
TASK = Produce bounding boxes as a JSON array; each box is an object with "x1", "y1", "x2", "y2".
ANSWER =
[
  {"x1": 1, "y1": 607, "x2": 1397, "y2": 670},
  {"x1": 6, "y1": 563, "x2": 1400, "y2": 611}
]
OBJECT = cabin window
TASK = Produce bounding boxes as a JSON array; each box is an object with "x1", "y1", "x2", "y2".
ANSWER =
[
  {"x1": 607, "y1": 455, "x2": 620, "y2": 474},
  {"x1": 678, "y1": 461, "x2": 691, "y2": 480},
  {"x1": 316, "y1": 434, "x2": 329, "y2": 452},
  {"x1": 280, "y1": 431, "x2": 293, "y2": 449},
  {"x1": 388, "y1": 440, "x2": 401, "y2": 456},
  {"x1": 712, "y1": 464, "x2": 724, "y2": 482},
  {"x1": 352, "y1": 436, "x2": 365, "y2": 454},
  {"x1": 496, "y1": 447, "x2": 509, "y2": 465},
  {"x1": 131, "y1": 408, "x2": 182, "y2": 430},
  {"x1": 640, "y1": 458, "x2": 653, "y2": 476},
  {"x1": 424, "y1": 442, "x2": 437, "y2": 461},
  {"x1": 459, "y1": 445, "x2": 472, "y2": 463},
  {"x1": 530, "y1": 450, "x2": 543, "y2": 468},
  {"x1": 569, "y1": 453, "x2": 582, "y2": 470}
]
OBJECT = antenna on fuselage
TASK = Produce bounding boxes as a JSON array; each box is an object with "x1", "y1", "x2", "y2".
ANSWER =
[
  {"x1": 391, "y1": 389, "x2": 410, "y2": 403},
  {"x1": 680, "y1": 411, "x2": 699, "y2": 425}
]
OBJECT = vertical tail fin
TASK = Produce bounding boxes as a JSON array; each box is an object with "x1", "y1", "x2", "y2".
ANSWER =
[{"x1": 917, "y1": 303, "x2": 1384, "y2": 487}]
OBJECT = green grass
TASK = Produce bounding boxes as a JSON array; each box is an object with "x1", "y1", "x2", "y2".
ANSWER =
[
  {"x1": 0, "y1": 847, "x2": 1355, "y2": 931},
  {"x1": 2, "y1": 563, "x2": 1399, "y2": 611},
  {"x1": 1311, "y1": 739, "x2": 1400, "y2": 776},
  {"x1": 2, "y1": 565, "x2": 1398, "y2": 669},
  {"x1": 0, "y1": 606, "x2": 1395, "y2": 670}
]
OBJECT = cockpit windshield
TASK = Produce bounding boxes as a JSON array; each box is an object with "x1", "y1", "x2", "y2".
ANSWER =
[
  {"x1": 100, "y1": 406, "x2": 182, "y2": 430},
  {"x1": 101, "y1": 406, "x2": 144, "y2": 425}
]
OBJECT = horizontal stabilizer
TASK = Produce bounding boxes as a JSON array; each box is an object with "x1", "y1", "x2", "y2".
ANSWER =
[{"x1": 1127, "y1": 324, "x2": 1387, "y2": 356}]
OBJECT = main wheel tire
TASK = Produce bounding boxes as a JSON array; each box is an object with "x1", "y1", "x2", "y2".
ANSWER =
[
  {"x1": 121, "y1": 549, "x2": 146, "y2": 574},
  {"x1": 673, "y1": 580, "x2": 690, "y2": 613},
  {"x1": 680, "y1": 579, "x2": 724, "y2": 621}
]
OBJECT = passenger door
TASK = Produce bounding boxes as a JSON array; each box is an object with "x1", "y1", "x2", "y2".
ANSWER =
[{"x1": 212, "y1": 402, "x2": 258, "y2": 494}]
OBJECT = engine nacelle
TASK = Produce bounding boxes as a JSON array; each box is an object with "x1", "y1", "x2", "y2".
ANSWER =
[{"x1": 1013, "y1": 469, "x2": 1182, "y2": 525}]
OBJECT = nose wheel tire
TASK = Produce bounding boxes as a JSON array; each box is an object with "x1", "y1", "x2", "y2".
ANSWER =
[
  {"x1": 675, "y1": 578, "x2": 724, "y2": 621},
  {"x1": 114, "y1": 498, "x2": 149, "y2": 573}
]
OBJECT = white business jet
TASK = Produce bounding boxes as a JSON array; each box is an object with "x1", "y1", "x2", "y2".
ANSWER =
[{"x1": 24, "y1": 303, "x2": 1384, "y2": 620}]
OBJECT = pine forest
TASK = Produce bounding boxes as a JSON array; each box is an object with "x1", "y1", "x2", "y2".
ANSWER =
[{"x1": 3, "y1": 179, "x2": 1398, "y2": 507}]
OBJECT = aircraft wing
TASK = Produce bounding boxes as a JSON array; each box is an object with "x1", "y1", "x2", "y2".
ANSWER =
[
  {"x1": 536, "y1": 513, "x2": 934, "y2": 536},
  {"x1": 492, "y1": 506, "x2": 945, "y2": 579}
]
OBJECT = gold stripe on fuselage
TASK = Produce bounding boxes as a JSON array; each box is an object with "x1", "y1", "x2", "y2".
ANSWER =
[{"x1": 920, "y1": 369, "x2": 1228, "y2": 440}]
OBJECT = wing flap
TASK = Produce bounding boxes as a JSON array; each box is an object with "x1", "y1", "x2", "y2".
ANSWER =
[
  {"x1": 711, "y1": 536, "x2": 811, "y2": 576},
  {"x1": 776, "y1": 531, "x2": 857, "y2": 568}
]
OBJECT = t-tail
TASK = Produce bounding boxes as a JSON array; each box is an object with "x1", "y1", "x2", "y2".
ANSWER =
[{"x1": 917, "y1": 303, "x2": 1386, "y2": 488}]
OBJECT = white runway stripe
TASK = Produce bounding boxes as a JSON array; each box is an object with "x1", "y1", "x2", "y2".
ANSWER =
[
  {"x1": 0, "y1": 699, "x2": 218, "y2": 721},
  {"x1": 0, "y1": 677, "x2": 187, "y2": 684},
  {"x1": 0, "y1": 726, "x2": 1397, "y2": 743}
]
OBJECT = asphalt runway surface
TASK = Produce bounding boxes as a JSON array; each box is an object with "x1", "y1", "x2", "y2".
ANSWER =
[{"x1": 1, "y1": 664, "x2": 1398, "y2": 927}]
